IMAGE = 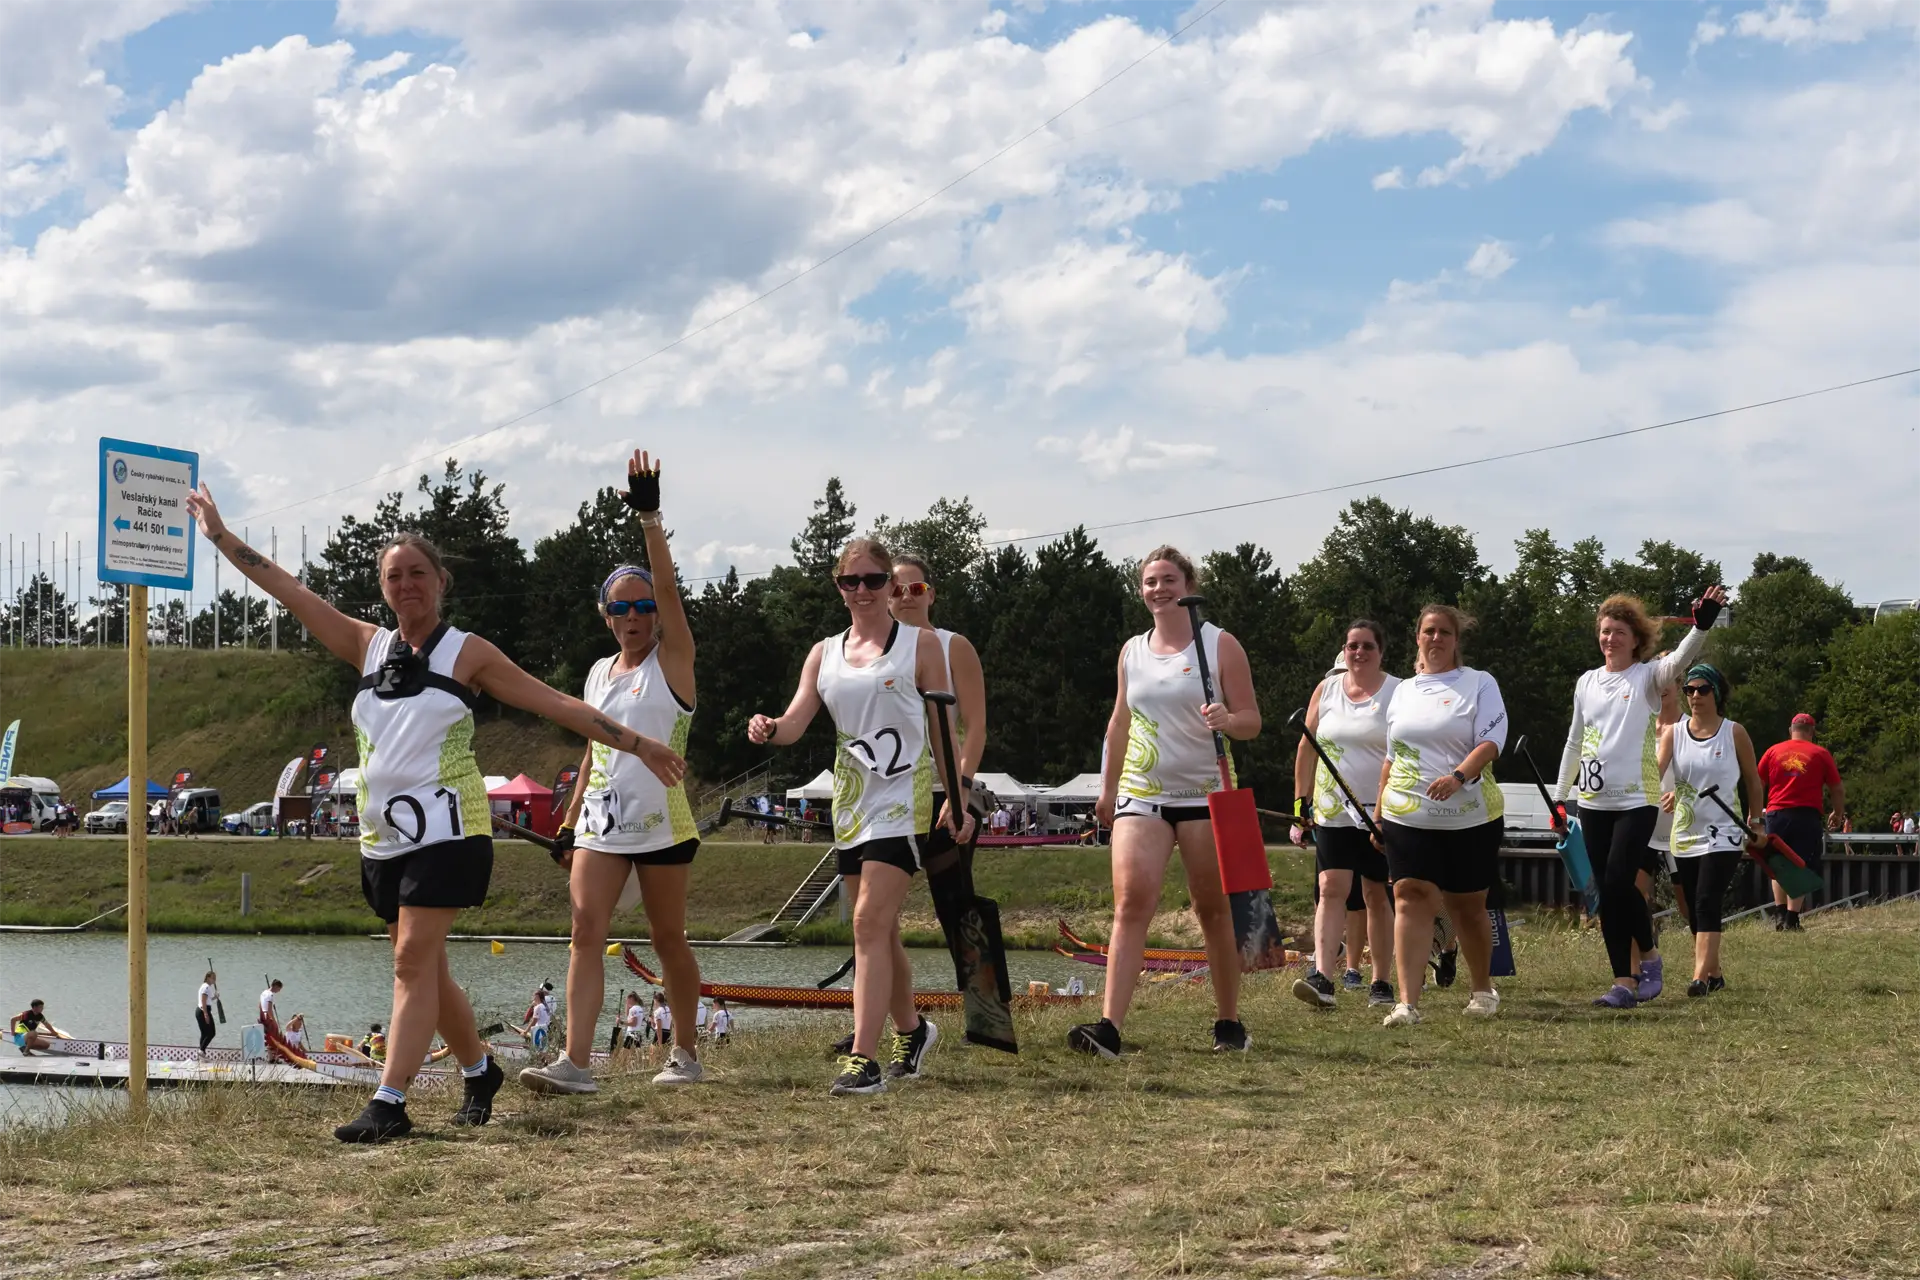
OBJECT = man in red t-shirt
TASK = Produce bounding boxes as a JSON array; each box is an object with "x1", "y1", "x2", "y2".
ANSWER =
[{"x1": 1756, "y1": 714, "x2": 1846, "y2": 930}]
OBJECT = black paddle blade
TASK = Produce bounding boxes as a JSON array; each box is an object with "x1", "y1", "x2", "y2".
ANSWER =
[
  {"x1": 958, "y1": 896, "x2": 1017, "y2": 1053},
  {"x1": 1230, "y1": 888, "x2": 1288, "y2": 972}
]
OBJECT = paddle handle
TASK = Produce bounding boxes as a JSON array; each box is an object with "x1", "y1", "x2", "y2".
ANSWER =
[
  {"x1": 1287, "y1": 707, "x2": 1382, "y2": 841},
  {"x1": 1177, "y1": 595, "x2": 1233, "y2": 791},
  {"x1": 924, "y1": 690, "x2": 968, "y2": 837}
]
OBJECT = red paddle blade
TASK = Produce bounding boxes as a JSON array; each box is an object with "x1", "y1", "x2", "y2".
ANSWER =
[{"x1": 1209, "y1": 788, "x2": 1270, "y2": 894}]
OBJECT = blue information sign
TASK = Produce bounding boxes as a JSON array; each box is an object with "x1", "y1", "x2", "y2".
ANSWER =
[{"x1": 97, "y1": 437, "x2": 199, "y2": 590}]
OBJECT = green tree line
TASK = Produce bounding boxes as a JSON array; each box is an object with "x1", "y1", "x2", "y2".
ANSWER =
[{"x1": 12, "y1": 461, "x2": 1909, "y2": 827}]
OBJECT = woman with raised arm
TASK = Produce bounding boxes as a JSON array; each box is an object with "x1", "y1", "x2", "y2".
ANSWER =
[
  {"x1": 1658, "y1": 664, "x2": 1764, "y2": 996},
  {"x1": 185, "y1": 485, "x2": 686, "y2": 1144},
  {"x1": 1552, "y1": 588, "x2": 1725, "y2": 1008},
  {"x1": 1375, "y1": 605, "x2": 1506, "y2": 1028},
  {"x1": 521, "y1": 451, "x2": 705, "y2": 1097},
  {"x1": 1068, "y1": 547, "x2": 1262, "y2": 1059},
  {"x1": 748, "y1": 538, "x2": 970, "y2": 1097},
  {"x1": 1291, "y1": 621, "x2": 1401, "y2": 1011}
]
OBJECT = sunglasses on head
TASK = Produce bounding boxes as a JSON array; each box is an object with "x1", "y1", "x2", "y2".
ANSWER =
[
  {"x1": 894, "y1": 581, "x2": 931, "y2": 598},
  {"x1": 835, "y1": 573, "x2": 890, "y2": 592},
  {"x1": 1684, "y1": 684, "x2": 1714, "y2": 697},
  {"x1": 604, "y1": 599, "x2": 658, "y2": 617}
]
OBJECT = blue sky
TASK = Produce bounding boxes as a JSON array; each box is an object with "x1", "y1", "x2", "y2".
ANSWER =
[{"x1": 1, "y1": 0, "x2": 1915, "y2": 608}]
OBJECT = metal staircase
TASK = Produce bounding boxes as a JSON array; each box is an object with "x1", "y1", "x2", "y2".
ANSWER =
[{"x1": 693, "y1": 762, "x2": 780, "y2": 835}]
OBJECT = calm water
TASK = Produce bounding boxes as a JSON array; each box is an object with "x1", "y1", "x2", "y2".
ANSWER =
[{"x1": 0, "y1": 932, "x2": 1095, "y2": 1126}]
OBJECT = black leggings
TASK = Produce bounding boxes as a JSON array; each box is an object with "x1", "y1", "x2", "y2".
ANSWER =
[
  {"x1": 1580, "y1": 805, "x2": 1659, "y2": 979},
  {"x1": 1671, "y1": 849, "x2": 1742, "y2": 934},
  {"x1": 195, "y1": 1007, "x2": 217, "y2": 1052}
]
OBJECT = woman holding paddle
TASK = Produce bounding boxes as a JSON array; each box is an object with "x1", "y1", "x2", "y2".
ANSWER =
[
  {"x1": 1291, "y1": 621, "x2": 1400, "y2": 1010},
  {"x1": 1552, "y1": 587, "x2": 1725, "y2": 1008},
  {"x1": 185, "y1": 484, "x2": 686, "y2": 1144},
  {"x1": 1657, "y1": 663, "x2": 1764, "y2": 996},
  {"x1": 521, "y1": 451, "x2": 707, "y2": 1096},
  {"x1": 1375, "y1": 605, "x2": 1506, "y2": 1027},
  {"x1": 1070, "y1": 547, "x2": 1261, "y2": 1058},
  {"x1": 748, "y1": 538, "x2": 969, "y2": 1097}
]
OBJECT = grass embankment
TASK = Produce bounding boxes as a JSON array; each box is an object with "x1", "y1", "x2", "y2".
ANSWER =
[
  {"x1": 7, "y1": 907, "x2": 1919, "y2": 1278},
  {"x1": 0, "y1": 648, "x2": 587, "y2": 804},
  {"x1": 0, "y1": 835, "x2": 1320, "y2": 945}
]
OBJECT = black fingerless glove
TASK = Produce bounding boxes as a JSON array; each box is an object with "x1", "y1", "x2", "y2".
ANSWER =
[
  {"x1": 1693, "y1": 594, "x2": 1723, "y2": 631},
  {"x1": 550, "y1": 825, "x2": 576, "y2": 865},
  {"x1": 623, "y1": 466, "x2": 661, "y2": 515}
]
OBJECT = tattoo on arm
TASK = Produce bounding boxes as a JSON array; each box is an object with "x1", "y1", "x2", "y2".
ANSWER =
[
  {"x1": 590, "y1": 715, "x2": 630, "y2": 747},
  {"x1": 232, "y1": 545, "x2": 266, "y2": 568}
]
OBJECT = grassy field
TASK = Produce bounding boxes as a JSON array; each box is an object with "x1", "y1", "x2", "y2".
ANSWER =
[
  {"x1": 0, "y1": 835, "x2": 1321, "y2": 946},
  {"x1": 5, "y1": 904, "x2": 1917, "y2": 1278},
  {"x1": 0, "y1": 648, "x2": 589, "y2": 805}
]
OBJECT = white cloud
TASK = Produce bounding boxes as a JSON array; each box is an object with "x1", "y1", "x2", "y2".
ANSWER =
[
  {"x1": 1036, "y1": 426, "x2": 1217, "y2": 479},
  {"x1": 1464, "y1": 240, "x2": 1516, "y2": 279},
  {"x1": 1373, "y1": 167, "x2": 1407, "y2": 190},
  {"x1": 1729, "y1": 0, "x2": 1920, "y2": 44},
  {"x1": 1260, "y1": 197, "x2": 1289, "y2": 213}
]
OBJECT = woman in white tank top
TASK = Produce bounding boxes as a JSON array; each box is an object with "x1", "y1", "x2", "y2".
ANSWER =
[
  {"x1": 749, "y1": 539, "x2": 969, "y2": 1097},
  {"x1": 1289, "y1": 620, "x2": 1401, "y2": 1011},
  {"x1": 185, "y1": 482, "x2": 685, "y2": 1146},
  {"x1": 522, "y1": 452, "x2": 705, "y2": 1097},
  {"x1": 1070, "y1": 547, "x2": 1262, "y2": 1060},
  {"x1": 1657, "y1": 663, "x2": 1764, "y2": 996}
]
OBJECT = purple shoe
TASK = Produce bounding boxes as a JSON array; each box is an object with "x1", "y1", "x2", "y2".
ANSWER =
[
  {"x1": 1637, "y1": 957, "x2": 1664, "y2": 1002},
  {"x1": 1592, "y1": 984, "x2": 1639, "y2": 1009}
]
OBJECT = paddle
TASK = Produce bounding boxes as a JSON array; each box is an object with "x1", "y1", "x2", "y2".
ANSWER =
[
  {"x1": 1285, "y1": 707, "x2": 1385, "y2": 845},
  {"x1": 816, "y1": 954, "x2": 855, "y2": 988},
  {"x1": 1697, "y1": 784, "x2": 1824, "y2": 900},
  {"x1": 1176, "y1": 595, "x2": 1285, "y2": 972},
  {"x1": 1516, "y1": 735, "x2": 1599, "y2": 916},
  {"x1": 491, "y1": 813, "x2": 559, "y2": 855},
  {"x1": 717, "y1": 796, "x2": 835, "y2": 834},
  {"x1": 923, "y1": 688, "x2": 1017, "y2": 1053},
  {"x1": 208, "y1": 956, "x2": 225, "y2": 1023}
]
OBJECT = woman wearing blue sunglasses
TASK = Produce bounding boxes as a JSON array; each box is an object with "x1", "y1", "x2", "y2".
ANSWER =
[{"x1": 522, "y1": 449, "x2": 706, "y2": 1095}]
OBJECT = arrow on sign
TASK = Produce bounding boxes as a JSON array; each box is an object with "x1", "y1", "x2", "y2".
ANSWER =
[
  {"x1": 165, "y1": 526, "x2": 183, "y2": 537},
  {"x1": 113, "y1": 518, "x2": 131, "y2": 531}
]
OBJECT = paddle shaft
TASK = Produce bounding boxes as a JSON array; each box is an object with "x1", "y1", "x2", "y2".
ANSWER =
[
  {"x1": 1177, "y1": 596, "x2": 1233, "y2": 791},
  {"x1": 208, "y1": 956, "x2": 226, "y2": 1023},
  {"x1": 490, "y1": 813, "x2": 556, "y2": 851},
  {"x1": 1696, "y1": 784, "x2": 1767, "y2": 853},
  {"x1": 1514, "y1": 736, "x2": 1568, "y2": 833},
  {"x1": 721, "y1": 797, "x2": 834, "y2": 834},
  {"x1": 1287, "y1": 707, "x2": 1383, "y2": 841},
  {"x1": 924, "y1": 691, "x2": 968, "y2": 837}
]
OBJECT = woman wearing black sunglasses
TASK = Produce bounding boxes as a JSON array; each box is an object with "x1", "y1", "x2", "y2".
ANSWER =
[
  {"x1": 748, "y1": 538, "x2": 970, "y2": 1096},
  {"x1": 523, "y1": 450, "x2": 706, "y2": 1096},
  {"x1": 1657, "y1": 664, "x2": 1763, "y2": 997}
]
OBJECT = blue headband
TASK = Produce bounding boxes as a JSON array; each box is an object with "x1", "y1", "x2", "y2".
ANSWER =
[{"x1": 599, "y1": 565, "x2": 653, "y2": 603}]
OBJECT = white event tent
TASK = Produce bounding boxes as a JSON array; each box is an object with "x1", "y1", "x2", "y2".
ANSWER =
[{"x1": 786, "y1": 770, "x2": 835, "y2": 803}]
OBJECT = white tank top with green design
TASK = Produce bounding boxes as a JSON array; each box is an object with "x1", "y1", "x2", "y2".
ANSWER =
[
  {"x1": 819, "y1": 623, "x2": 933, "y2": 850},
  {"x1": 1313, "y1": 673, "x2": 1401, "y2": 828},
  {"x1": 578, "y1": 648, "x2": 696, "y2": 856},
  {"x1": 352, "y1": 626, "x2": 490, "y2": 860},
  {"x1": 1118, "y1": 622, "x2": 1233, "y2": 802}
]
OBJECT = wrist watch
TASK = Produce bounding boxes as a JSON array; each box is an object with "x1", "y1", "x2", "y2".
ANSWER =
[{"x1": 1449, "y1": 769, "x2": 1467, "y2": 785}]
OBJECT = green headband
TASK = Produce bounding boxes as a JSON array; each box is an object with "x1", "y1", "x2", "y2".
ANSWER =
[{"x1": 1685, "y1": 662, "x2": 1728, "y2": 712}]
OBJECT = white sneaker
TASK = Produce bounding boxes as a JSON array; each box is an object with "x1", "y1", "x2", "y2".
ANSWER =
[
  {"x1": 1381, "y1": 1002, "x2": 1423, "y2": 1028},
  {"x1": 1464, "y1": 989, "x2": 1501, "y2": 1017},
  {"x1": 519, "y1": 1055, "x2": 597, "y2": 1095},
  {"x1": 652, "y1": 1047, "x2": 704, "y2": 1085}
]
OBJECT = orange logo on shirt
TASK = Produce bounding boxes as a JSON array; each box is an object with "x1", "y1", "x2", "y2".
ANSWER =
[
  {"x1": 883, "y1": 679, "x2": 896, "y2": 689},
  {"x1": 1181, "y1": 666, "x2": 1193, "y2": 674},
  {"x1": 1780, "y1": 755, "x2": 1808, "y2": 775}
]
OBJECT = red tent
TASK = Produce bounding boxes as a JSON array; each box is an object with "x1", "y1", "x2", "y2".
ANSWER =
[{"x1": 488, "y1": 773, "x2": 557, "y2": 838}]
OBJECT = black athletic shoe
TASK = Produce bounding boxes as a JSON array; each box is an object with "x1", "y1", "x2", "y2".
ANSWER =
[
  {"x1": 885, "y1": 1017, "x2": 939, "y2": 1080},
  {"x1": 1434, "y1": 948, "x2": 1459, "y2": 989},
  {"x1": 450, "y1": 1058, "x2": 503, "y2": 1128},
  {"x1": 1773, "y1": 909, "x2": 1789, "y2": 931},
  {"x1": 1707, "y1": 975, "x2": 1726, "y2": 993},
  {"x1": 1368, "y1": 980, "x2": 1395, "y2": 1008},
  {"x1": 1211, "y1": 1019, "x2": 1251, "y2": 1053},
  {"x1": 1292, "y1": 971, "x2": 1337, "y2": 1009},
  {"x1": 829, "y1": 1032, "x2": 854, "y2": 1058},
  {"x1": 1785, "y1": 911, "x2": 1803, "y2": 931},
  {"x1": 334, "y1": 1099, "x2": 412, "y2": 1144},
  {"x1": 1687, "y1": 979, "x2": 1709, "y2": 998},
  {"x1": 829, "y1": 1053, "x2": 886, "y2": 1096},
  {"x1": 1067, "y1": 1018, "x2": 1122, "y2": 1060}
]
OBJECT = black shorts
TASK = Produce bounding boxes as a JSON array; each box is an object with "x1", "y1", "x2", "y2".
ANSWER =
[
  {"x1": 1112, "y1": 796, "x2": 1211, "y2": 828},
  {"x1": 585, "y1": 837, "x2": 699, "y2": 868},
  {"x1": 1766, "y1": 807, "x2": 1826, "y2": 871},
  {"x1": 361, "y1": 836, "x2": 494, "y2": 923},
  {"x1": 1382, "y1": 819, "x2": 1503, "y2": 895},
  {"x1": 836, "y1": 835, "x2": 923, "y2": 877},
  {"x1": 1314, "y1": 825, "x2": 1389, "y2": 887}
]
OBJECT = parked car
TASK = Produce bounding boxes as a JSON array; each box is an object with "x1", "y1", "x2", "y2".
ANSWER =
[
  {"x1": 222, "y1": 801, "x2": 276, "y2": 835},
  {"x1": 169, "y1": 787, "x2": 223, "y2": 833},
  {"x1": 85, "y1": 800, "x2": 130, "y2": 834}
]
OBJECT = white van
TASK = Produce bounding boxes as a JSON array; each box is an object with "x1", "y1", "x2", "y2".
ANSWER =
[{"x1": 1, "y1": 776, "x2": 61, "y2": 831}]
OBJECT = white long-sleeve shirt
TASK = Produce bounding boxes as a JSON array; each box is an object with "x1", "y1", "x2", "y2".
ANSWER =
[{"x1": 1554, "y1": 626, "x2": 1708, "y2": 811}]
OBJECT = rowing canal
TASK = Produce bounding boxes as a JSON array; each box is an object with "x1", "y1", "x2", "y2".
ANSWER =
[{"x1": 0, "y1": 932, "x2": 1096, "y2": 1127}]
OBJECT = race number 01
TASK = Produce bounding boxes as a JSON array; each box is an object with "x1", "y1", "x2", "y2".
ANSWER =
[{"x1": 383, "y1": 787, "x2": 461, "y2": 844}]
